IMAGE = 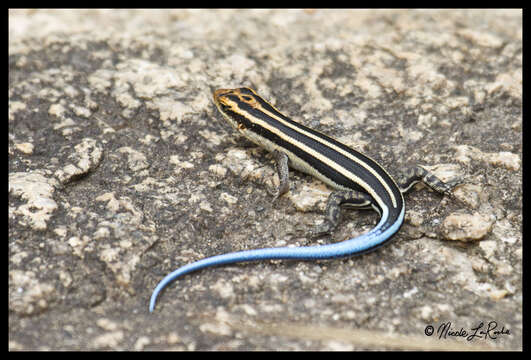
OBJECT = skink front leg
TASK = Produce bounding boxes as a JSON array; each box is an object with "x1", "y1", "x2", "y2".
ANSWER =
[{"x1": 270, "y1": 150, "x2": 290, "y2": 200}]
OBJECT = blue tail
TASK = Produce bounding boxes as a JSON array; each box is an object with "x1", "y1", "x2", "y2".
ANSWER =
[{"x1": 149, "y1": 206, "x2": 403, "y2": 312}]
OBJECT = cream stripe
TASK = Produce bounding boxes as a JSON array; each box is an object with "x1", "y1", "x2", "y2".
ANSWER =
[
  {"x1": 252, "y1": 105, "x2": 398, "y2": 208},
  {"x1": 241, "y1": 110, "x2": 389, "y2": 210}
]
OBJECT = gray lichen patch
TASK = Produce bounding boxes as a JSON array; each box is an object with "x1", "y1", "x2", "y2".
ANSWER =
[
  {"x1": 91, "y1": 192, "x2": 158, "y2": 292},
  {"x1": 117, "y1": 147, "x2": 149, "y2": 173},
  {"x1": 9, "y1": 171, "x2": 58, "y2": 231},
  {"x1": 453, "y1": 144, "x2": 521, "y2": 171},
  {"x1": 9, "y1": 270, "x2": 56, "y2": 316},
  {"x1": 441, "y1": 212, "x2": 496, "y2": 241},
  {"x1": 53, "y1": 138, "x2": 103, "y2": 184},
  {"x1": 89, "y1": 59, "x2": 198, "y2": 124}
]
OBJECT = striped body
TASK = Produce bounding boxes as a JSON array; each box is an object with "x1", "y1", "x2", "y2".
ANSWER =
[
  {"x1": 214, "y1": 87, "x2": 404, "y2": 217},
  {"x1": 149, "y1": 87, "x2": 407, "y2": 312}
]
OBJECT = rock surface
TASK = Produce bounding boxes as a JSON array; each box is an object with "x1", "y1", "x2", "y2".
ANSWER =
[{"x1": 9, "y1": 9, "x2": 521, "y2": 350}]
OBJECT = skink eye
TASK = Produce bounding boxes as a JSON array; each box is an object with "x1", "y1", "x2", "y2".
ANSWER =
[{"x1": 240, "y1": 95, "x2": 257, "y2": 106}]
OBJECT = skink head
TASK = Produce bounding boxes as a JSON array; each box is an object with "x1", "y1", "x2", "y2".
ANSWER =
[
  {"x1": 213, "y1": 87, "x2": 262, "y2": 132},
  {"x1": 213, "y1": 87, "x2": 259, "y2": 108}
]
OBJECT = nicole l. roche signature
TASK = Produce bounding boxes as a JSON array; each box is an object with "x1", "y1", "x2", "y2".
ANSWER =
[{"x1": 424, "y1": 321, "x2": 510, "y2": 342}]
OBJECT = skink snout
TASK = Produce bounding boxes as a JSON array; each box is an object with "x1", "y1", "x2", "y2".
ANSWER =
[{"x1": 213, "y1": 88, "x2": 231, "y2": 103}]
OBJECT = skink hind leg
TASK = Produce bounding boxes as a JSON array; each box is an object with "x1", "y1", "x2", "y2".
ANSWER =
[
  {"x1": 267, "y1": 150, "x2": 381, "y2": 239},
  {"x1": 311, "y1": 190, "x2": 374, "y2": 238},
  {"x1": 398, "y1": 165, "x2": 461, "y2": 196}
]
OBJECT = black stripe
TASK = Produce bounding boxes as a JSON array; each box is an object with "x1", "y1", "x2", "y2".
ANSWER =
[
  {"x1": 251, "y1": 93, "x2": 403, "y2": 201},
  {"x1": 236, "y1": 101, "x2": 403, "y2": 211}
]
